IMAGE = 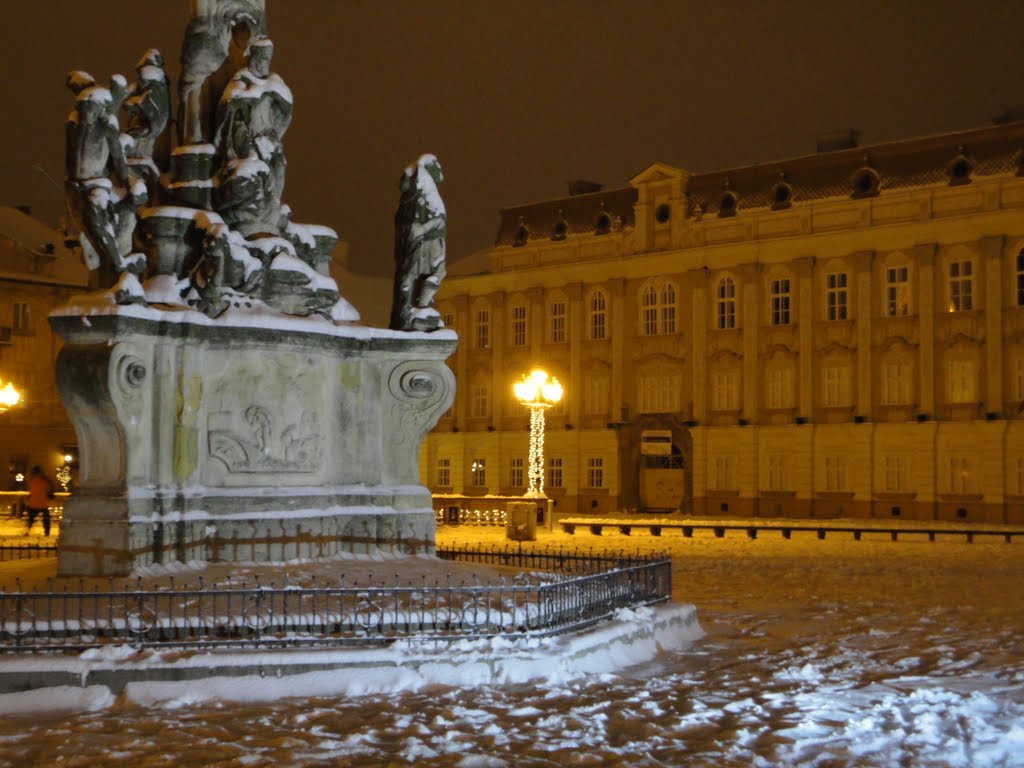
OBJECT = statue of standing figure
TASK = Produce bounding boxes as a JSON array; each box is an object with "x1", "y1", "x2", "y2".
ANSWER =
[
  {"x1": 64, "y1": 71, "x2": 147, "y2": 291},
  {"x1": 389, "y1": 154, "x2": 447, "y2": 332},
  {"x1": 123, "y1": 48, "x2": 170, "y2": 198},
  {"x1": 213, "y1": 38, "x2": 293, "y2": 237}
]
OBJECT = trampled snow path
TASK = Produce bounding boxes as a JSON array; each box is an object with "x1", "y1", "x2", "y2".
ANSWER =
[{"x1": 0, "y1": 524, "x2": 1021, "y2": 766}]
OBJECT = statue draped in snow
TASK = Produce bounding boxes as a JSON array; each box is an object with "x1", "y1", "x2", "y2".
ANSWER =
[
  {"x1": 64, "y1": 70, "x2": 147, "y2": 295},
  {"x1": 123, "y1": 48, "x2": 170, "y2": 197},
  {"x1": 213, "y1": 38, "x2": 292, "y2": 237},
  {"x1": 389, "y1": 154, "x2": 447, "y2": 332}
]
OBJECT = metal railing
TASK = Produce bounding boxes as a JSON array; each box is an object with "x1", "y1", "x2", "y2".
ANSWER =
[{"x1": 0, "y1": 546, "x2": 671, "y2": 654}]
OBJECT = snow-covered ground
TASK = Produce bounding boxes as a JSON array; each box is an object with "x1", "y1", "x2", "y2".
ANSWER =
[{"x1": 0, "y1": 522, "x2": 1021, "y2": 766}]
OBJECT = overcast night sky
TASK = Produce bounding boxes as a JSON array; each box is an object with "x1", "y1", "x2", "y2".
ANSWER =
[{"x1": 0, "y1": 0, "x2": 1022, "y2": 276}]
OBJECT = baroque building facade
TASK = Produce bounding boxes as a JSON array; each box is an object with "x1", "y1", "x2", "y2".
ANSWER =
[{"x1": 423, "y1": 121, "x2": 1024, "y2": 524}]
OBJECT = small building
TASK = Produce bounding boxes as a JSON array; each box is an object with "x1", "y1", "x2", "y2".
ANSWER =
[{"x1": 422, "y1": 120, "x2": 1024, "y2": 524}]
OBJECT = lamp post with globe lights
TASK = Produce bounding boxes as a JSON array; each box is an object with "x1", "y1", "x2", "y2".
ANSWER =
[
  {"x1": 0, "y1": 381, "x2": 20, "y2": 413},
  {"x1": 512, "y1": 368, "x2": 563, "y2": 498}
]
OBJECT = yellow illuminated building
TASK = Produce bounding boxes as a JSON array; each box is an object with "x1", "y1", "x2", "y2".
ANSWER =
[
  {"x1": 424, "y1": 121, "x2": 1024, "y2": 524},
  {"x1": 0, "y1": 206, "x2": 88, "y2": 485}
]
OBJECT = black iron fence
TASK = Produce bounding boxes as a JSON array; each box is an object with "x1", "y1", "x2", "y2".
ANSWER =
[{"x1": 0, "y1": 546, "x2": 671, "y2": 654}]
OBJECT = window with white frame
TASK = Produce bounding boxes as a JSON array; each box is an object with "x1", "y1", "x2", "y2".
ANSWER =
[
  {"x1": 589, "y1": 290, "x2": 607, "y2": 340},
  {"x1": 947, "y1": 455, "x2": 972, "y2": 494},
  {"x1": 436, "y1": 457, "x2": 451, "y2": 487},
  {"x1": 886, "y1": 266, "x2": 909, "y2": 316},
  {"x1": 547, "y1": 457, "x2": 564, "y2": 489},
  {"x1": 475, "y1": 308, "x2": 490, "y2": 349},
  {"x1": 586, "y1": 457, "x2": 604, "y2": 488},
  {"x1": 770, "y1": 278, "x2": 791, "y2": 325},
  {"x1": 767, "y1": 454, "x2": 786, "y2": 491},
  {"x1": 640, "y1": 280, "x2": 677, "y2": 336},
  {"x1": 766, "y1": 367, "x2": 793, "y2": 409},
  {"x1": 471, "y1": 384, "x2": 490, "y2": 418},
  {"x1": 883, "y1": 455, "x2": 907, "y2": 492},
  {"x1": 826, "y1": 272, "x2": 848, "y2": 321},
  {"x1": 824, "y1": 455, "x2": 846, "y2": 492},
  {"x1": 881, "y1": 362, "x2": 911, "y2": 406},
  {"x1": 712, "y1": 370, "x2": 739, "y2": 411},
  {"x1": 638, "y1": 368, "x2": 681, "y2": 413},
  {"x1": 509, "y1": 457, "x2": 525, "y2": 487},
  {"x1": 946, "y1": 359, "x2": 976, "y2": 404},
  {"x1": 713, "y1": 456, "x2": 734, "y2": 490},
  {"x1": 12, "y1": 302, "x2": 30, "y2": 333},
  {"x1": 511, "y1": 305, "x2": 527, "y2": 347},
  {"x1": 716, "y1": 278, "x2": 736, "y2": 329},
  {"x1": 948, "y1": 260, "x2": 973, "y2": 312},
  {"x1": 470, "y1": 458, "x2": 486, "y2": 486},
  {"x1": 549, "y1": 300, "x2": 566, "y2": 343},
  {"x1": 1017, "y1": 250, "x2": 1024, "y2": 307},
  {"x1": 585, "y1": 374, "x2": 609, "y2": 415}
]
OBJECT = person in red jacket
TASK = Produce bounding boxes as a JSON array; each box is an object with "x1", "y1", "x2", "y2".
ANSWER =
[{"x1": 26, "y1": 466, "x2": 54, "y2": 536}]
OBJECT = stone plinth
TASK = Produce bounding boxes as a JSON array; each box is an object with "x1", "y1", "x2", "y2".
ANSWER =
[{"x1": 50, "y1": 308, "x2": 456, "y2": 576}]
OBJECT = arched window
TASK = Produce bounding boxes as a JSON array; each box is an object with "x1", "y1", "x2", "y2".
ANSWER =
[
  {"x1": 549, "y1": 296, "x2": 567, "y2": 343},
  {"x1": 588, "y1": 289, "x2": 608, "y2": 340},
  {"x1": 716, "y1": 277, "x2": 736, "y2": 329},
  {"x1": 640, "y1": 279, "x2": 677, "y2": 336}
]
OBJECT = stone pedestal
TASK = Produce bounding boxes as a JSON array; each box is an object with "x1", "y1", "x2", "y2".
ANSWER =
[{"x1": 50, "y1": 309, "x2": 456, "y2": 576}]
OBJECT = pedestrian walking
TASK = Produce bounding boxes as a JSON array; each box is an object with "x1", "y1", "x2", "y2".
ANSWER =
[{"x1": 26, "y1": 466, "x2": 54, "y2": 536}]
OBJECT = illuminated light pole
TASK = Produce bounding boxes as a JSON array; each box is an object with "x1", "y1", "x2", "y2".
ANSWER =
[
  {"x1": 513, "y1": 368, "x2": 563, "y2": 497},
  {"x1": 0, "y1": 381, "x2": 20, "y2": 413}
]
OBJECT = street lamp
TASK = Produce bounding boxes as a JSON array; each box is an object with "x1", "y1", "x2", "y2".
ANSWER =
[
  {"x1": 0, "y1": 381, "x2": 20, "y2": 413},
  {"x1": 513, "y1": 368, "x2": 563, "y2": 497}
]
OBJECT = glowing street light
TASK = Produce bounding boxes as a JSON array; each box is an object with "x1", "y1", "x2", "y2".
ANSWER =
[
  {"x1": 0, "y1": 381, "x2": 20, "y2": 413},
  {"x1": 513, "y1": 368, "x2": 563, "y2": 497}
]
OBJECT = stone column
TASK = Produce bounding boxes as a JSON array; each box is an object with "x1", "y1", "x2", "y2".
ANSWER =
[
  {"x1": 794, "y1": 256, "x2": 815, "y2": 418},
  {"x1": 854, "y1": 250, "x2": 874, "y2": 419},
  {"x1": 983, "y1": 236, "x2": 1006, "y2": 414},
  {"x1": 915, "y1": 244, "x2": 937, "y2": 417},
  {"x1": 566, "y1": 281, "x2": 583, "y2": 426}
]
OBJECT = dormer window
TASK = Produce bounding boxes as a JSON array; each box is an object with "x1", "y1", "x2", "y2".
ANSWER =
[
  {"x1": 718, "y1": 190, "x2": 738, "y2": 218},
  {"x1": 948, "y1": 152, "x2": 972, "y2": 186},
  {"x1": 551, "y1": 218, "x2": 568, "y2": 240},
  {"x1": 771, "y1": 181, "x2": 792, "y2": 210},
  {"x1": 852, "y1": 167, "x2": 880, "y2": 198},
  {"x1": 595, "y1": 211, "x2": 612, "y2": 235},
  {"x1": 513, "y1": 223, "x2": 529, "y2": 247}
]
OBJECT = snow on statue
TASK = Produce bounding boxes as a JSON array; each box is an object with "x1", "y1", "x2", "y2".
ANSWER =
[{"x1": 390, "y1": 154, "x2": 447, "y2": 332}]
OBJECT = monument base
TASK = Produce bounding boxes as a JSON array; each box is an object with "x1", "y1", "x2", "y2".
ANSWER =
[{"x1": 51, "y1": 306, "x2": 456, "y2": 576}]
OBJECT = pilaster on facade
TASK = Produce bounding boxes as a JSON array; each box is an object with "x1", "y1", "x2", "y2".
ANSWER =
[
  {"x1": 795, "y1": 256, "x2": 815, "y2": 418},
  {"x1": 984, "y1": 236, "x2": 1006, "y2": 414},
  {"x1": 488, "y1": 290, "x2": 506, "y2": 427},
  {"x1": 738, "y1": 262, "x2": 762, "y2": 422},
  {"x1": 608, "y1": 278, "x2": 627, "y2": 421},
  {"x1": 915, "y1": 243, "x2": 937, "y2": 417},
  {"x1": 689, "y1": 267, "x2": 708, "y2": 423},
  {"x1": 853, "y1": 250, "x2": 874, "y2": 420},
  {"x1": 527, "y1": 286, "x2": 545, "y2": 360},
  {"x1": 565, "y1": 282, "x2": 584, "y2": 426}
]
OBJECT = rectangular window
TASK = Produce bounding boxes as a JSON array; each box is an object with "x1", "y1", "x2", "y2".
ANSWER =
[
  {"x1": 712, "y1": 371, "x2": 739, "y2": 411},
  {"x1": 883, "y1": 455, "x2": 906, "y2": 492},
  {"x1": 550, "y1": 301, "x2": 566, "y2": 343},
  {"x1": 770, "y1": 279, "x2": 791, "y2": 325},
  {"x1": 475, "y1": 309, "x2": 490, "y2": 349},
  {"x1": 638, "y1": 373, "x2": 680, "y2": 413},
  {"x1": 948, "y1": 260, "x2": 973, "y2": 312},
  {"x1": 947, "y1": 360, "x2": 976, "y2": 404},
  {"x1": 509, "y1": 457, "x2": 524, "y2": 487},
  {"x1": 586, "y1": 457, "x2": 604, "y2": 488},
  {"x1": 886, "y1": 266, "x2": 909, "y2": 317},
  {"x1": 1017, "y1": 252, "x2": 1024, "y2": 307},
  {"x1": 642, "y1": 290, "x2": 659, "y2": 336},
  {"x1": 585, "y1": 375, "x2": 609, "y2": 415},
  {"x1": 717, "y1": 279, "x2": 736, "y2": 329},
  {"x1": 547, "y1": 457, "x2": 563, "y2": 489},
  {"x1": 881, "y1": 363, "x2": 911, "y2": 406},
  {"x1": 948, "y1": 456, "x2": 971, "y2": 494},
  {"x1": 470, "y1": 459, "x2": 486, "y2": 487},
  {"x1": 824, "y1": 366, "x2": 842, "y2": 407},
  {"x1": 512, "y1": 305, "x2": 527, "y2": 347},
  {"x1": 12, "y1": 303, "x2": 30, "y2": 334},
  {"x1": 767, "y1": 454, "x2": 786, "y2": 491},
  {"x1": 1017, "y1": 456, "x2": 1024, "y2": 496},
  {"x1": 826, "y1": 273, "x2": 848, "y2": 321},
  {"x1": 590, "y1": 291, "x2": 607, "y2": 340},
  {"x1": 436, "y1": 457, "x2": 451, "y2": 487},
  {"x1": 824, "y1": 455, "x2": 846, "y2": 492},
  {"x1": 441, "y1": 312, "x2": 455, "y2": 329},
  {"x1": 713, "y1": 456, "x2": 734, "y2": 490},
  {"x1": 471, "y1": 385, "x2": 489, "y2": 418},
  {"x1": 766, "y1": 369, "x2": 792, "y2": 409}
]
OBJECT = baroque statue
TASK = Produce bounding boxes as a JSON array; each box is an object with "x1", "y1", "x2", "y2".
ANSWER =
[{"x1": 390, "y1": 154, "x2": 447, "y2": 331}]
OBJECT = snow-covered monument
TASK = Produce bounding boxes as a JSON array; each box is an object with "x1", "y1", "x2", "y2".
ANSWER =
[{"x1": 51, "y1": 0, "x2": 455, "y2": 575}]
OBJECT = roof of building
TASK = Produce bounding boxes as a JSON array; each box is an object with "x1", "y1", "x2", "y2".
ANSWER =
[
  {"x1": 0, "y1": 206, "x2": 88, "y2": 287},
  {"x1": 494, "y1": 120, "x2": 1024, "y2": 247}
]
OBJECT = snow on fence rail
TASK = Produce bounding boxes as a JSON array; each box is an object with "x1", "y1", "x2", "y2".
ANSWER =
[{"x1": 0, "y1": 547, "x2": 671, "y2": 654}]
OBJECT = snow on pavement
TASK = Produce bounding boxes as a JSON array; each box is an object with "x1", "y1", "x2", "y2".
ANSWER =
[{"x1": 0, "y1": 522, "x2": 1020, "y2": 766}]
